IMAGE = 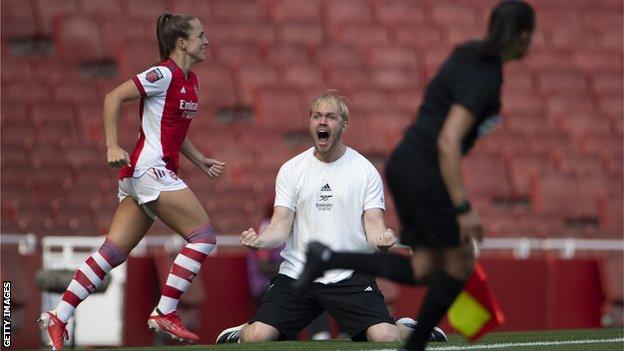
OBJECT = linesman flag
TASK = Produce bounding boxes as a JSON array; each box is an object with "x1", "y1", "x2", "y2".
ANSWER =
[{"x1": 447, "y1": 262, "x2": 505, "y2": 342}]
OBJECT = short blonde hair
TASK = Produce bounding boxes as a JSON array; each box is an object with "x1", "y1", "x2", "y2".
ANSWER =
[{"x1": 309, "y1": 91, "x2": 350, "y2": 122}]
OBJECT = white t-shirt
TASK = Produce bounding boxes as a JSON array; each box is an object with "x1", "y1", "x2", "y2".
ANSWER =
[{"x1": 275, "y1": 147, "x2": 385, "y2": 284}]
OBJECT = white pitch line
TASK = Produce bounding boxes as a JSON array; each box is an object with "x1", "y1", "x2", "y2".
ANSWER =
[
  {"x1": 427, "y1": 337, "x2": 624, "y2": 350},
  {"x1": 343, "y1": 337, "x2": 624, "y2": 351}
]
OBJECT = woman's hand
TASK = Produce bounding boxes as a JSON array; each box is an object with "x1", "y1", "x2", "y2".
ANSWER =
[{"x1": 107, "y1": 145, "x2": 130, "y2": 168}]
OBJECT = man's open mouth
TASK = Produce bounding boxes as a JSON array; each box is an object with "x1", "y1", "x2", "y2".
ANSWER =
[{"x1": 317, "y1": 130, "x2": 330, "y2": 143}]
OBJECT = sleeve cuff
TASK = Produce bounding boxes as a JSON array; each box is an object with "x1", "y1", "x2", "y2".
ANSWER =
[{"x1": 132, "y1": 76, "x2": 147, "y2": 98}]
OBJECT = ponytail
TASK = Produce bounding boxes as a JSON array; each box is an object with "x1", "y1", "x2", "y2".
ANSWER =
[{"x1": 155, "y1": 13, "x2": 196, "y2": 62}]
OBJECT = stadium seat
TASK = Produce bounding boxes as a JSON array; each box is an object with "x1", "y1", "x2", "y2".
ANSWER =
[
  {"x1": 75, "y1": 0, "x2": 123, "y2": 14},
  {"x1": 266, "y1": 43, "x2": 312, "y2": 66},
  {"x1": 386, "y1": 89, "x2": 422, "y2": 114},
  {"x1": 214, "y1": 0, "x2": 270, "y2": 21},
  {"x1": 376, "y1": 1, "x2": 425, "y2": 25},
  {"x1": 323, "y1": 0, "x2": 374, "y2": 24},
  {"x1": 120, "y1": 0, "x2": 170, "y2": 20},
  {"x1": 429, "y1": 4, "x2": 476, "y2": 26},
  {"x1": 370, "y1": 68, "x2": 421, "y2": 90},
  {"x1": 394, "y1": 26, "x2": 443, "y2": 49},
  {"x1": 2, "y1": 80, "x2": 51, "y2": 103},
  {"x1": 334, "y1": 24, "x2": 389, "y2": 47},
  {"x1": 324, "y1": 68, "x2": 370, "y2": 92},
  {"x1": 1, "y1": 0, "x2": 38, "y2": 39},
  {"x1": 539, "y1": 69, "x2": 589, "y2": 95},
  {"x1": 463, "y1": 153, "x2": 513, "y2": 200},
  {"x1": 530, "y1": 172, "x2": 597, "y2": 221},
  {"x1": 507, "y1": 153, "x2": 554, "y2": 197},
  {"x1": 1, "y1": 145, "x2": 30, "y2": 169},
  {"x1": 99, "y1": 15, "x2": 151, "y2": 53},
  {"x1": 591, "y1": 71, "x2": 623, "y2": 96},
  {"x1": 0, "y1": 122, "x2": 36, "y2": 147},
  {"x1": 552, "y1": 149, "x2": 606, "y2": 174},
  {"x1": 52, "y1": 15, "x2": 109, "y2": 63},
  {"x1": 314, "y1": 44, "x2": 365, "y2": 69},
  {"x1": 45, "y1": 215, "x2": 98, "y2": 236},
  {"x1": 366, "y1": 46, "x2": 418, "y2": 68},
  {"x1": 114, "y1": 39, "x2": 159, "y2": 78},
  {"x1": 237, "y1": 64, "x2": 279, "y2": 103},
  {"x1": 252, "y1": 85, "x2": 305, "y2": 132},
  {"x1": 503, "y1": 111, "x2": 556, "y2": 135},
  {"x1": 270, "y1": 0, "x2": 321, "y2": 22},
  {"x1": 283, "y1": 64, "x2": 325, "y2": 88},
  {"x1": 52, "y1": 81, "x2": 100, "y2": 104},
  {"x1": 276, "y1": 22, "x2": 323, "y2": 44},
  {"x1": 213, "y1": 41, "x2": 263, "y2": 68},
  {"x1": 32, "y1": 0, "x2": 78, "y2": 36}
]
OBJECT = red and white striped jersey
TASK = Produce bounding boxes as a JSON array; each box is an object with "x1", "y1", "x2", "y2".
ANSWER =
[{"x1": 119, "y1": 58, "x2": 200, "y2": 179}]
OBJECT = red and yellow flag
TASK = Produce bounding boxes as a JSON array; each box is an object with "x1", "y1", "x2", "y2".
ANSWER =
[{"x1": 447, "y1": 263, "x2": 505, "y2": 342}]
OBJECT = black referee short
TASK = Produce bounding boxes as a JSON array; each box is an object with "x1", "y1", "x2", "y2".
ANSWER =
[
  {"x1": 251, "y1": 272, "x2": 395, "y2": 341},
  {"x1": 385, "y1": 139, "x2": 461, "y2": 248}
]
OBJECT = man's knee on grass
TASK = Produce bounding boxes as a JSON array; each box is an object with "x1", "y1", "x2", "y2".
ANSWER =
[
  {"x1": 366, "y1": 322, "x2": 401, "y2": 342},
  {"x1": 240, "y1": 322, "x2": 280, "y2": 342}
]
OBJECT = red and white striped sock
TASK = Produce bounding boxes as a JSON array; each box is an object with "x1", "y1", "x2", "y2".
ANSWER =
[
  {"x1": 156, "y1": 223, "x2": 216, "y2": 314},
  {"x1": 55, "y1": 238, "x2": 128, "y2": 323}
]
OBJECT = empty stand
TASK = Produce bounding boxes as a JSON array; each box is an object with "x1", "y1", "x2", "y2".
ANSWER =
[{"x1": 0, "y1": 0, "x2": 621, "y2": 241}]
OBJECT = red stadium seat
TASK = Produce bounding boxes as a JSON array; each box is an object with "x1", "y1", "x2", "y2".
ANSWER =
[
  {"x1": 429, "y1": 4, "x2": 476, "y2": 26},
  {"x1": 463, "y1": 153, "x2": 513, "y2": 200},
  {"x1": 252, "y1": 85, "x2": 305, "y2": 132},
  {"x1": 366, "y1": 46, "x2": 418, "y2": 68},
  {"x1": 1, "y1": 0, "x2": 38, "y2": 39},
  {"x1": 530, "y1": 172, "x2": 597, "y2": 220},
  {"x1": 120, "y1": 0, "x2": 169, "y2": 20},
  {"x1": 314, "y1": 44, "x2": 365, "y2": 69},
  {"x1": 45, "y1": 215, "x2": 98, "y2": 236},
  {"x1": 236, "y1": 64, "x2": 279, "y2": 103},
  {"x1": 32, "y1": 0, "x2": 78, "y2": 36},
  {"x1": 377, "y1": 1, "x2": 425, "y2": 25},
  {"x1": 270, "y1": 0, "x2": 321, "y2": 22},
  {"x1": 52, "y1": 15, "x2": 109, "y2": 63},
  {"x1": 2, "y1": 80, "x2": 51, "y2": 103},
  {"x1": 552, "y1": 149, "x2": 606, "y2": 174},
  {"x1": 76, "y1": 0, "x2": 123, "y2": 14},
  {"x1": 507, "y1": 153, "x2": 555, "y2": 197},
  {"x1": 190, "y1": 64, "x2": 239, "y2": 108},
  {"x1": 283, "y1": 64, "x2": 325, "y2": 88},
  {"x1": 323, "y1": 0, "x2": 374, "y2": 24},
  {"x1": 1, "y1": 145, "x2": 30, "y2": 168},
  {"x1": 394, "y1": 26, "x2": 443, "y2": 50},
  {"x1": 1, "y1": 121, "x2": 36, "y2": 146},
  {"x1": 335, "y1": 24, "x2": 389, "y2": 47},
  {"x1": 213, "y1": 42, "x2": 263, "y2": 68},
  {"x1": 52, "y1": 81, "x2": 100, "y2": 104},
  {"x1": 266, "y1": 44, "x2": 312, "y2": 66},
  {"x1": 277, "y1": 22, "x2": 323, "y2": 44},
  {"x1": 324, "y1": 68, "x2": 370, "y2": 92},
  {"x1": 213, "y1": 0, "x2": 270, "y2": 21},
  {"x1": 212, "y1": 21, "x2": 275, "y2": 44},
  {"x1": 370, "y1": 68, "x2": 421, "y2": 90}
]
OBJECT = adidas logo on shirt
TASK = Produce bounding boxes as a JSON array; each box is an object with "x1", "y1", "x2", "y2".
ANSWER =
[
  {"x1": 321, "y1": 183, "x2": 331, "y2": 192},
  {"x1": 364, "y1": 286, "x2": 373, "y2": 292},
  {"x1": 180, "y1": 86, "x2": 186, "y2": 93}
]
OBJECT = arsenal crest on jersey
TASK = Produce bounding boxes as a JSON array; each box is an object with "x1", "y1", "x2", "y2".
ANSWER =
[{"x1": 145, "y1": 68, "x2": 164, "y2": 83}]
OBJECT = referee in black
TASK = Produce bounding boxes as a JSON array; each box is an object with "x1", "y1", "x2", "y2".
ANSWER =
[{"x1": 294, "y1": 1, "x2": 536, "y2": 350}]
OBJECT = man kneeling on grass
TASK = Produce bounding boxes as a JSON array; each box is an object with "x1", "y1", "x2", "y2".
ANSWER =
[{"x1": 216, "y1": 92, "x2": 446, "y2": 344}]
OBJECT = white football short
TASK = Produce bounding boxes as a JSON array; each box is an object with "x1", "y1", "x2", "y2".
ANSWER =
[{"x1": 117, "y1": 167, "x2": 188, "y2": 219}]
